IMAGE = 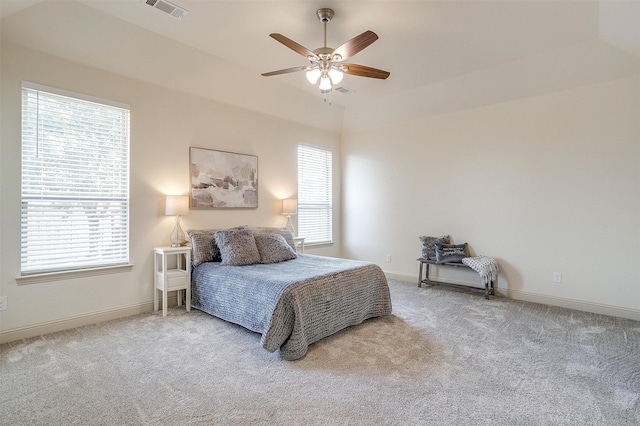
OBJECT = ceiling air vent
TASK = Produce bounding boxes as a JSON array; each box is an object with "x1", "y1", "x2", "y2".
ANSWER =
[
  {"x1": 334, "y1": 86, "x2": 354, "y2": 95},
  {"x1": 144, "y1": 0, "x2": 188, "y2": 19}
]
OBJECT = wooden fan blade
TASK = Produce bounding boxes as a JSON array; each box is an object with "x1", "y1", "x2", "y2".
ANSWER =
[
  {"x1": 343, "y1": 63, "x2": 390, "y2": 79},
  {"x1": 261, "y1": 66, "x2": 308, "y2": 77},
  {"x1": 269, "y1": 33, "x2": 316, "y2": 58},
  {"x1": 332, "y1": 30, "x2": 379, "y2": 61}
]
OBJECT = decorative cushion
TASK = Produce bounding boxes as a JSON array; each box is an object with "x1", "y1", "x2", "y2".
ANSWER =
[
  {"x1": 250, "y1": 227, "x2": 297, "y2": 252},
  {"x1": 419, "y1": 235, "x2": 449, "y2": 260},
  {"x1": 187, "y1": 229, "x2": 221, "y2": 266},
  {"x1": 435, "y1": 243, "x2": 468, "y2": 264},
  {"x1": 214, "y1": 228, "x2": 261, "y2": 266},
  {"x1": 253, "y1": 233, "x2": 297, "y2": 264}
]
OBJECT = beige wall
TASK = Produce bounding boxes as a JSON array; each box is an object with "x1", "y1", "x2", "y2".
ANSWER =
[
  {"x1": 0, "y1": 42, "x2": 341, "y2": 341},
  {"x1": 342, "y1": 75, "x2": 640, "y2": 319},
  {"x1": 1, "y1": 42, "x2": 638, "y2": 343}
]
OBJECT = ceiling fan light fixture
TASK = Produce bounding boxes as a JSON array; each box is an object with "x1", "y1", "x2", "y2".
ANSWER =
[
  {"x1": 306, "y1": 68, "x2": 321, "y2": 84},
  {"x1": 328, "y1": 68, "x2": 343, "y2": 84},
  {"x1": 319, "y1": 76, "x2": 332, "y2": 91}
]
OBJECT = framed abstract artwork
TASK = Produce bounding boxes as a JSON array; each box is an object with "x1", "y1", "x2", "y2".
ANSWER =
[{"x1": 189, "y1": 147, "x2": 258, "y2": 208}]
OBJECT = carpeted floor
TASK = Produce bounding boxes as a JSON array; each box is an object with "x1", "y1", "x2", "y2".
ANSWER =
[{"x1": 1, "y1": 279, "x2": 639, "y2": 425}]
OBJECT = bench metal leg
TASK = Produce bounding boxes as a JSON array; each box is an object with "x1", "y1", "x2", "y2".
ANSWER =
[
  {"x1": 418, "y1": 261, "x2": 432, "y2": 288},
  {"x1": 484, "y1": 279, "x2": 495, "y2": 299}
]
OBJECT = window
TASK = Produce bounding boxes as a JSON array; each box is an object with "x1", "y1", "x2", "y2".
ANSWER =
[
  {"x1": 21, "y1": 82, "x2": 130, "y2": 275},
  {"x1": 297, "y1": 144, "x2": 332, "y2": 245}
]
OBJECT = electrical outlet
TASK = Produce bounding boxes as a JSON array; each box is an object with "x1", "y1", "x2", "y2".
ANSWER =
[
  {"x1": 0, "y1": 296, "x2": 7, "y2": 311},
  {"x1": 552, "y1": 272, "x2": 562, "y2": 283},
  {"x1": 385, "y1": 254, "x2": 392, "y2": 263}
]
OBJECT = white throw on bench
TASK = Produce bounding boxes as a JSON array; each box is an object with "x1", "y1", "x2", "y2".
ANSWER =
[{"x1": 461, "y1": 256, "x2": 499, "y2": 285}]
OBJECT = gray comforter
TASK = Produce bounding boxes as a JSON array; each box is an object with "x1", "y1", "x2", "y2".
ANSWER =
[{"x1": 191, "y1": 254, "x2": 392, "y2": 360}]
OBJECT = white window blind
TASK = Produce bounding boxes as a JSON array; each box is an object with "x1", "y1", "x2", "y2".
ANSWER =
[
  {"x1": 297, "y1": 144, "x2": 332, "y2": 245},
  {"x1": 21, "y1": 82, "x2": 130, "y2": 275}
]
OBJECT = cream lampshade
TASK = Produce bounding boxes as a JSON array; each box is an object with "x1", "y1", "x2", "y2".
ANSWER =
[
  {"x1": 165, "y1": 195, "x2": 189, "y2": 247},
  {"x1": 281, "y1": 199, "x2": 297, "y2": 235}
]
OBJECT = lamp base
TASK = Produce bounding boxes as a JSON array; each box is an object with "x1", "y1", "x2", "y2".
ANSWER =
[
  {"x1": 170, "y1": 215, "x2": 187, "y2": 247},
  {"x1": 285, "y1": 214, "x2": 295, "y2": 236}
]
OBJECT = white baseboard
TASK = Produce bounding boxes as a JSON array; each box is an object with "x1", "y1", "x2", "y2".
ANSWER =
[
  {"x1": 384, "y1": 271, "x2": 417, "y2": 283},
  {"x1": 0, "y1": 294, "x2": 179, "y2": 344},
  {"x1": 384, "y1": 271, "x2": 640, "y2": 322},
  {"x1": 503, "y1": 289, "x2": 640, "y2": 322}
]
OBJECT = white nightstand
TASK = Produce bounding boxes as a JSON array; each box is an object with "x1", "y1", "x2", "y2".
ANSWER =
[
  {"x1": 154, "y1": 246, "x2": 191, "y2": 317},
  {"x1": 293, "y1": 237, "x2": 305, "y2": 253}
]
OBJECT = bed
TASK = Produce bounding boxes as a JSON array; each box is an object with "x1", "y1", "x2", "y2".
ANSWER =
[{"x1": 187, "y1": 226, "x2": 392, "y2": 360}]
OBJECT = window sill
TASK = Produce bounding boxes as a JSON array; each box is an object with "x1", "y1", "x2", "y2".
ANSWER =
[
  {"x1": 15, "y1": 264, "x2": 134, "y2": 286},
  {"x1": 304, "y1": 242, "x2": 334, "y2": 249}
]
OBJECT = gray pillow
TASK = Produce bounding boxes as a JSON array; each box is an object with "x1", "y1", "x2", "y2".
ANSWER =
[
  {"x1": 419, "y1": 235, "x2": 449, "y2": 260},
  {"x1": 250, "y1": 227, "x2": 297, "y2": 252},
  {"x1": 187, "y1": 229, "x2": 221, "y2": 266},
  {"x1": 254, "y1": 233, "x2": 297, "y2": 264},
  {"x1": 214, "y1": 228, "x2": 261, "y2": 266},
  {"x1": 435, "y1": 243, "x2": 468, "y2": 264}
]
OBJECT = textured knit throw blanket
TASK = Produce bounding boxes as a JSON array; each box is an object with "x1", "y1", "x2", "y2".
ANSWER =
[{"x1": 462, "y1": 256, "x2": 499, "y2": 284}]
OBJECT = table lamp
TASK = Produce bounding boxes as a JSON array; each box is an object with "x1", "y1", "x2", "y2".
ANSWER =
[
  {"x1": 281, "y1": 199, "x2": 297, "y2": 235},
  {"x1": 165, "y1": 195, "x2": 189, "y2": 247}
]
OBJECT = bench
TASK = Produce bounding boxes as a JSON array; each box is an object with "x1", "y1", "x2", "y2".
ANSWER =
[{"x1": 417, "y1": 257, "x2": 494, "y2": 299}]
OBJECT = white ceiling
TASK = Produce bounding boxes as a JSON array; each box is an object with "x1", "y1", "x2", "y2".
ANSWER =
[{"x1": 1, "y1": 0, "x2": 639, "y2": 133}]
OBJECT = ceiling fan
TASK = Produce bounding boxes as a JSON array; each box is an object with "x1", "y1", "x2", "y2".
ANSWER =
[{"x1": 262, "y1": 8, "x2": 390, "y2": 99}]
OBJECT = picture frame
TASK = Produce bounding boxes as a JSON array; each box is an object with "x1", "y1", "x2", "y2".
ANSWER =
[{"x1": 189, "y1": 147, "x2": 258, "y2": 208}]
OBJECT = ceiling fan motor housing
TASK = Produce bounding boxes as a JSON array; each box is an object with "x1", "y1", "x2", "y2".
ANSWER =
[{"x1": 317, "y1": 8, "x2": 334, "y2": 23}]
